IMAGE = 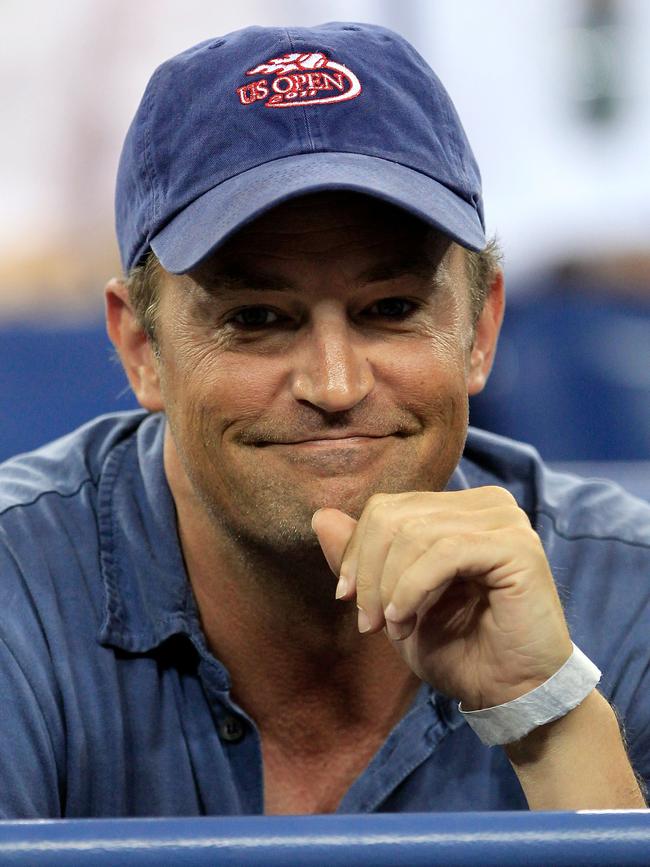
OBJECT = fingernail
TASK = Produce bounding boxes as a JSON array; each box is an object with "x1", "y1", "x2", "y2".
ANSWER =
[
  {"x1": 357, "y1": 606, "x2": 371, "y2": 633},
  {"x1": 385, "y1": 619, "x2": 411, "y2": 641},
  {"x1": 384, "y1": 602, "x2": 400, "y2": 622},
  {"x1": 335, "y1": 575, "x2": 349, "y2": 599}
]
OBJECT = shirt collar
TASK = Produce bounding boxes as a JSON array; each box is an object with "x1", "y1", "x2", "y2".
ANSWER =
[{"x1": 97, "y1": 412, "x2": 201, "y2": 653}]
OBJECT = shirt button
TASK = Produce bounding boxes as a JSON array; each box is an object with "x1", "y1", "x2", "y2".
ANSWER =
[{"x1": 219, "y1": 715, "x2": 245, "y2": 743}]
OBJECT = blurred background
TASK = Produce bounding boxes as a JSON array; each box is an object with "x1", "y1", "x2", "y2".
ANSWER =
[{"x1": 2, "y1": 0, "x2": 649, "y2": 492}]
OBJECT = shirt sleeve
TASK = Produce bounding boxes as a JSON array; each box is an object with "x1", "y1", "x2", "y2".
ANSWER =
[
  {"x1": 0, "y1": 635, "x2": 63, "y2": 817},
  {"x1": 0, "y1": 520, "x2": 66, "y2": 819}
]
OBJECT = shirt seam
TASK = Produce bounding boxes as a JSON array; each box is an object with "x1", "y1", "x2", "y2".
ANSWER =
[
  {"x1": 0, "y1": 476, "x2": 97, "y2": 519},
  {"x1": 535, "y1": 506, "x2": 650, "y2": 550}
]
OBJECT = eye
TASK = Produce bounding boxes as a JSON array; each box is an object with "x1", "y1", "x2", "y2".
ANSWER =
[
  {"x1": 229, "y1": 306, "x2": 281, "y2": 328},
  {"x1": 365, "y1": 297, "x2": 417, "y2": 319}
]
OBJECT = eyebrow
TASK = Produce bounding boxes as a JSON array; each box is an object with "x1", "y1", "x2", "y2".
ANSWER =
[
  {"x1": 357, "y1": 254, "x2": 441, "y2": 284},
  {"x1": 198, "y1": 253, "x2": 441, "y2": 296},
  {"x1": 199, "y1": 269, "x2": 294, "y2": 294}
]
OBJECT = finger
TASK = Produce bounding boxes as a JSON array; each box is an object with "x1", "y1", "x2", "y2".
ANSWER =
[
  {"x1": 336, "y1": 495, "x2": 384, "y2": 592},
  {"x1": 352, "y1": 495, "x2": 412, "y2": 633},
  {"x1": 385, "y1": 532, "x2": 505, "y2": 627},
  {"x1": 385, "y1": 527, "x2": 550, "y2": 628},
  {"x1": 347, "y1": 492, "x2": 426, "y2": 633},
  {"x1": 379, "y1": 505, "x2": 531, "y2": 608},
  {"x1": 311, "y1": 508, "x2": 357, "y2": 597},
  {"x1": 342, "y1": 488, "x2": 527, "y2": 634},
  {"x1": 339, "y1": 488, "x2": 519, "y2": 590},
  {"x1": 348, "y1": 493, "x2": 523, "y2": 634},
  {"x1": 384, "y1": 613, "x2": 418, "y2": 642}
]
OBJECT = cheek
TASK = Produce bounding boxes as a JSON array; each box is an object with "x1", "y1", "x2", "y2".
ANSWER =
[
  {"x1": 161, "y1": 341, "x2": 288, "y2": 435},
  {"x1": 383, "y1": 334, "x2": 470, "y2": 406}
]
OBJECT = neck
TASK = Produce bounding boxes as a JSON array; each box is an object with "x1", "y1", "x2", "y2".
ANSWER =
[{"x1": 166, "y1": 445, "x2": 420, "y2": 746}]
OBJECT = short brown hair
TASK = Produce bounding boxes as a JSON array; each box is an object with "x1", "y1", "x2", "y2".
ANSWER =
[
  {"x1": 464, "y1": 236, "x2": 503, "y2": 326},
  {"x1": 125, "y1": 252, "x2": 164, "y2": 342},
  {"x1": 126, "y1": 237, "x2": 503, "y2": 340}
]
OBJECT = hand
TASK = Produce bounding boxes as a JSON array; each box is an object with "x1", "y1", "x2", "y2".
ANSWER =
[{"x1": 312, "y1": 487, "x2": 573, "y2": 710}]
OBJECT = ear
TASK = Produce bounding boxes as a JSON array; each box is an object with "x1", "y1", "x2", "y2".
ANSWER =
[
  {"x1": 467, "y1": 268, "x2": 505, "y2": 396},
  {"x1": 105, "y1": 278, "x2": 164, "y2": 411}
]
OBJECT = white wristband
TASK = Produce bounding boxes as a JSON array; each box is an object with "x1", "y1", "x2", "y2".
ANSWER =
[{"x1": 459, "y1": 643, "x2": 601, "y2": 746}]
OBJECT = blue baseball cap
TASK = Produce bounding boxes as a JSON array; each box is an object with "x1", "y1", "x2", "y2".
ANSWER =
[{"x1": 116, "y1": 22, "x2": 486, "y2": 275}]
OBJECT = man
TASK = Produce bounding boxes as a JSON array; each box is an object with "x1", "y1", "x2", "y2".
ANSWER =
[{"x1": 1, "y1": 23, "x2": 648, "y2": 817}]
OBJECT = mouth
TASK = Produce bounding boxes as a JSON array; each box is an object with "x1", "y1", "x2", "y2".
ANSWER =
[
  {"x1": 252, "y1": 434, "x2": 397, "y2": 476},
  {"x1": 256, "y1": 432, "x2": 399, "y2": 447}
]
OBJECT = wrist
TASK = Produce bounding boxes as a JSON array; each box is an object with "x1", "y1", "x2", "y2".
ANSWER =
[
  {"x1": 503, "y1": 691, "x2": 646, "y2": 810},
  {"x1": 504, "y1": 688, "x2": 601, "y2": 763},
  {"x1": 459, "y1": 643, "x2": 601, "y2": 746}
]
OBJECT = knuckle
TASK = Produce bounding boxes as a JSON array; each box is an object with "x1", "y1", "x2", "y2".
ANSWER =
[
  {"x1": 365, "y1": 494, "x2": 404, "y2": 534},
  {"x1": 528, "y1": 527, "x2": 546, "y2": 552},
  {"x1": 508, "y1": 524, "x2": 543, "y2": 550},
  {"x1": 396, "y1": 517, "x2": 430, "y2": 551},
  {"x1": 364, "y1": 494, "x2": 392, "y2": 524},
  {"x1": 496, "y1": 503, "x2": 531, "y2": 529},
  {"x1": 433, "y1": 535, "x2": 463, "y2": 561},
  {"x1": 484, "y1": 485, "x2": 517, "y2": 506},
  {"x1": 366, "y1": 492, "x2": 390, "y2": 511},
  {"x1": 512, "y1": 506, "x2": 532, "y2": 528},
  {"x1": 403, "y1": 515, "x2": 429, "y2": 534}
]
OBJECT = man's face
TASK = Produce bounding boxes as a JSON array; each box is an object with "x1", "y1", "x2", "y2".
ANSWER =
[{"x1": 151, "y1": 193, "x2": 490, "y2": 555}]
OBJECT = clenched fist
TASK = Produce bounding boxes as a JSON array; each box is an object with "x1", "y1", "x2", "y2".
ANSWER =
[{"x1": 312, "y1": 486, "x2": 573, "y2": 711}]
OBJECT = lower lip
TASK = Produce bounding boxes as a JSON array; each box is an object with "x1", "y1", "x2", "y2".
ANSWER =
[
  {"x1": 266, "y1": 437, "x2": 393, "y2": 464},
  {"x1": 256, "y1": 436, "x2": 395, "y2": 472},
  {"x1": 282, "y1": 436, "x2": 386, "y2": 448}
]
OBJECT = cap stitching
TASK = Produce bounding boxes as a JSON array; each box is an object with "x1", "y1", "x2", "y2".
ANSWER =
[
  {"x1": 284, "y1": 29, "x2": 317, "y2": 153},
  {"x1": 142, "y1": 67, "x2": 163, "y2": 231}
]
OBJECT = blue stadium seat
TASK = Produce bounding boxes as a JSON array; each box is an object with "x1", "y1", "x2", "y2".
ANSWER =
[
  {"x1": 470, "y1": 288, "x2": 650, "y2": 462},
  {"x1": 0, "y1": 320, "x2": 138, "y2": 462}
]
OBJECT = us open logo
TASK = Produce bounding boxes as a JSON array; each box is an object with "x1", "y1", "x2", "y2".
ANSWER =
[{"x1": 236, "y1": 52, "x2": 362, "y2": 108}]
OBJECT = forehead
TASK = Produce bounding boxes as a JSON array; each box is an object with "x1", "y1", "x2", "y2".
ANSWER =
[{"x1": 187, "y1": 192, "x2": 457, "y2": 285}]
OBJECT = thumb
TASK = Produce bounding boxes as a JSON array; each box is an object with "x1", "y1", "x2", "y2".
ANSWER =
[{"x1": 311, "y1": 508, "x2": 357, "y2": 578}]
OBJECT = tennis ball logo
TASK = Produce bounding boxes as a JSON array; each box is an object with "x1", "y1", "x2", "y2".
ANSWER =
[{"x1": 237, "y1": 51, "x2": 362, "y2": 107}]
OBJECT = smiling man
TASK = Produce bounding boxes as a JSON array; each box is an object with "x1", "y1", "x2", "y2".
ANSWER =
[
  {"x1": 121, "y1": 197, "x2": 481, "y2": 558},
  {"x1": 1, "y1": 23, "x2": 649, "y2": 817}
]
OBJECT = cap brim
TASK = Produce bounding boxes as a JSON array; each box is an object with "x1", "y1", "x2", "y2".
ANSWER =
[{"x1": 151, "y1": 152, "x2": 486, "y2": 274}]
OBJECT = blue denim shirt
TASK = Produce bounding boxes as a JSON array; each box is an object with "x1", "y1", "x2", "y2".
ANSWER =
[{"x1": 1, "y1": 411, "x2": 649, "y2": 818}]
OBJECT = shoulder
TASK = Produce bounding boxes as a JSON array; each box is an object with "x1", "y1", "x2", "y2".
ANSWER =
[
  {"x1": 0, "y1": 410, "x2": 149, "y2": 517},
  {"x1": 0, "y1": 409, "x2": 156, "y2": 677},
  {"x1": 0, "y1": 411, "x2": 157, "y2": 818},
  {"x1": 0, "y1": 410, "x2": 152, "y2": 629},
  {"x1": 462, "y1": 426, "x2": 650, "y2": 548}
]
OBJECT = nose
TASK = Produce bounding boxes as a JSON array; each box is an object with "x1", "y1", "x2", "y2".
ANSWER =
[{"x1": 290, "y1": 313, "x2": 375, "y2": 413}]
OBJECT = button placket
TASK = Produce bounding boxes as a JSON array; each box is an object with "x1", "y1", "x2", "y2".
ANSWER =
[{"x1": 219, "y1": 714, "x2": 245, "y2": 743}]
